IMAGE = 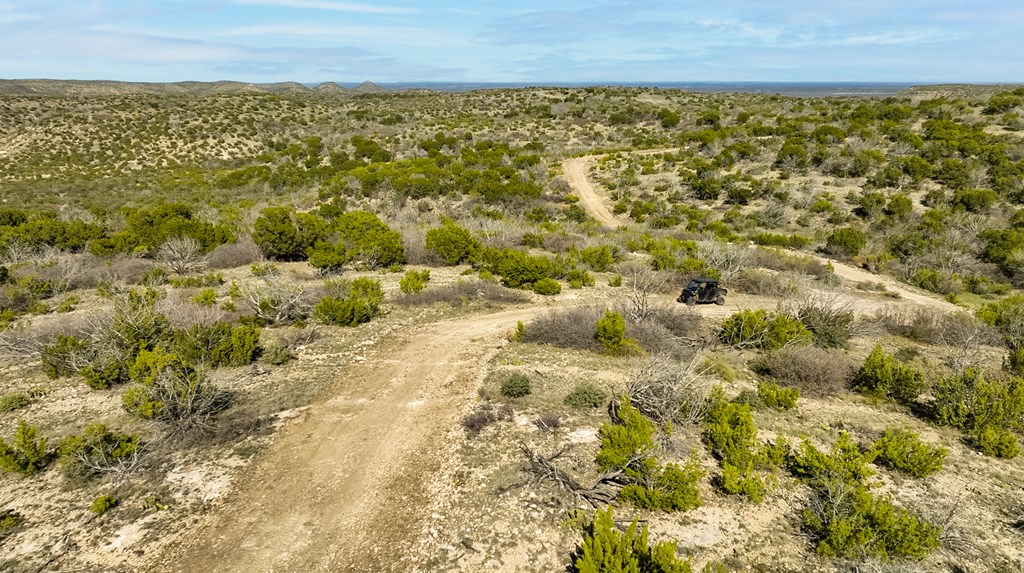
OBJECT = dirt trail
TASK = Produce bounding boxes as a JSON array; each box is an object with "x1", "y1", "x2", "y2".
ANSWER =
[
  {"x1": 563, "y1": 156, "x2": 621, "y2": 229},
  {"x1": 155, "y1": 306, "x2": 541, "y2": 573},
  {"x1": 562, "y1": 152, "x2": 958, "y2": 314}
]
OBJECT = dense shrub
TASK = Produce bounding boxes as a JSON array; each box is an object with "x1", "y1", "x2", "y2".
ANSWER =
[
  {"x1": 580, "y1": 245, "x2": 617, "y2": 272},
  {"x1": 719, "y1": 309, "x2": 812, "y2": 350},
  {"x1": 334, "y1": 210, "x2": 405, "y2": 269},
  {"x1": 0, "y1": 420, "x2": 51, "y2": 475},
  {"x1": 314, "y1": 277, "x2": 384, "y2": 327},
  {"x1": 58, "y1": 423, "x2": 141, "y2": 482},
  {"x1": 787, "y1": 432, "x2": 876, "y2": 484},
  {"x1": 252, "y1": 206, "x2": 325, "y2": 261},
  {"x1": 931, "y1": 368, "x2": 1024, "y2": 457},
  {"x1": 91, "y1": 495, "x2": 119, "y2": 515},
  {"x1": 306, "y1": 240, "x2": 348, "y2": 273},
  {"x1": 500, "y1": 373, "x2": 532, "y2": 398},
  {"x1": 424, "y1": 222, "x2": 479, "y2": 265},
  {"x1": 171, "y1": 323, "x2": 262, "y2": 367},
  {"x1": 564, "y1": 383, "x2": 607, "y2": 409},
  {"x1": 596, "y1": 399, "x2": 657, "y2": 480},
  {"x1": 871, "y1": 427, "x2": 946, "y2": 477},
  {"x1": 480, "y1": 247, "x2": 557, "y2": 288},
  {"x1": 619, "y1": 454, "x2": 703, "y2": 512},
  {"x1": 752, "y1": 347, "x2": 855, "y2": 397},
  {"x1": 0, "y1": 509, "x2": 22, "y2": 536},
  {"x1": 0, "y1": 392, "x2": 31, "y2": 413},
  {"x1": 757, "y1": 381, "x2": 799, "y2": 411},
  {"x1": 719, "y1": 460, "x2": 770, "y2": 503},
  {"x1": 802, "y1": 481, "x2": 941, "y2": 560},
  {"x1": 570, "y1": 507, "x2": 693, "y2": 573},
  {"x1": 853, "y1": 345, "x2": 927, "y2": 404},
  {"x1": 702, "y1": 399, "x2": 776, "y2": 502},
  {"x1": 977, "y1": 295, "x2": 1024, "y2": 347},
  {"x1": 399, "y1": 269, "x2": 430, "y2": 294},
  {"x1": 565, "y1": 268, "x2": 594, "y2": 289},
  {"x1": 704, "y1": 400, "x2": 757, "y2": 467},
  {"x1": 951, "y1": 188, "x2": 999, "y2": 212},
  {"x1": 975, "y1": 426, "x2": 1020, "y2": 458},
  {"x1": 825, "y1": 227, "x2": 866, "y2": 256},
  {"x1": 596, "y1": 309, "x2": 634, "y2": 356},
  {"x1": 532, "y1": 277, "x2": 562, "y2": 295}
]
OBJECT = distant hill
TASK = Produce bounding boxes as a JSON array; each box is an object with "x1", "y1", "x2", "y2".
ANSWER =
[
  {"x1": 353, "y1": 81, "x2": 388, "y2": 94},
  {"x1": 0, "y1": 79, "x2": 365, "y2": 97},
  {"x1": 313, "y1": 82, "x2": 350, "y2": 94},
  {"x1": 899, "y1": 83, "x2": 1024, "y2": 102}
]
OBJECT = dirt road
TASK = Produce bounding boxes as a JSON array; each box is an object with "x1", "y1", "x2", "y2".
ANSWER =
[
  {"x1": 563, "y1": 156, "x2": 621, "y2": 229},
  {"x1": 562, "y1": 152, "x2": 958, "y2": 314},
  {"x1": 156, "y1": 306, "x2": 540, "y2": 573}
]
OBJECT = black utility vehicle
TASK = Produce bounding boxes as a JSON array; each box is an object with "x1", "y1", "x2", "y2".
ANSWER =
[{"x1": 677, "y1": 277, "x2": 727, "y2": 306}]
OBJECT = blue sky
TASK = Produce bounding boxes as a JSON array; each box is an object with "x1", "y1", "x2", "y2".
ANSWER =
[{"x1": 0, "y1": 1, "x2": 1021, "y2": 83}]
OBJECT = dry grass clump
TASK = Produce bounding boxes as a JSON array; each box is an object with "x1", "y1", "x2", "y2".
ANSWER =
[
  {"x1": 519, "y1": 305, "x2": 604, "y2": 351},
  {"x1": 750, "y1": 346, "x2": 856, "y2": 397},
  {"x1": 747, "y1": 248, "x2": 836, "y2": 283},
  {"x1": 395, "y1": 280, "x2": 530, "y2": 307},
  {"x1": 871, "y1": 306, "x2": 999, "y2": 351},
  {"x1": 520, "y1": 304, "x2": 704, "y2": 357},
  {"x1": 730, "y1": 269, "x2": 799, "y2": 298}
]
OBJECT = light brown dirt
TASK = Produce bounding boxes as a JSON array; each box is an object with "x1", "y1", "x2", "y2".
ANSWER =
[
  {"x1": 563, "y1": 156, "x2": 621, "y2": 229},
  {"x1": 152, "y1": 306, "x2": 543, "y2": 573}
]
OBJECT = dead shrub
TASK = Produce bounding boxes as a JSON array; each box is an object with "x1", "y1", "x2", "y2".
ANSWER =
[
  {"x1": 396, "y1": 281, "x2": 531, "y2": 307},
  {"x1": 626, "y1": 319, "x2": 696, "y2": 361},
  {"x1": 158, "y1": 237, "x2": 205, "y2": 275},
  {"x1": 0, "y1": 316, "x2": 94, "y2": 359},
  {"x1": 94, "y1": 257, "x2": 157, "y2": 290},
  {"x1": 627, "y1": 354, "x2": 715, "y2": 424},
  {"x1": 641, "y1": 306, "x2": 704, "y2": 339},
  {"x1": 751, "y1": 346, "x2": 856, "y2": 397},
  {"x1": 206, "y1": 236, "x2": 262, "y2": 270},
  {"x1": 236, "y1": 277, "x2": 316, "y2": 324},
  {"x1": 534, "y1": 414, "x2": 561, "y2": 432},
  {"x1": 462, "y1": 403, "x2": 512, "y2": 437},
  {"x1": 520, "y1": 306, "x2": 604, "y2": 351}
]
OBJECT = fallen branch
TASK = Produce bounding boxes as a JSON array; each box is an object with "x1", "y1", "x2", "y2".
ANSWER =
[{"x1": 520, "y1": 444, "x2": 620, "y2": 507}]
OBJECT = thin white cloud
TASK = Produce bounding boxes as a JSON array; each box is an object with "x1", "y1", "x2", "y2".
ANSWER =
[
  {"x1": 230, "y1": 0, "x2": 414, "y2": 15},
  {"x1": 216, "y1": 23, "x2": 446, "y2": 44},
  {"x1": 831, "y1": 30, "x2": 963, "y2": 47}
]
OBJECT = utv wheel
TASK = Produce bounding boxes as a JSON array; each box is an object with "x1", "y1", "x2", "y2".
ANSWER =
[
  {"x1": 715, "y1": 296, "x2": 725, "y2": 305},
  {"x1": 685, "y1": 297, "x2": 696, "y2": 306}
]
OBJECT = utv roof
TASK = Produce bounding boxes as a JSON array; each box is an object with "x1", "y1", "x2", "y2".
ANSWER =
[{"x1": 692, "y1": 277, "x2": 718, "y2": 283}]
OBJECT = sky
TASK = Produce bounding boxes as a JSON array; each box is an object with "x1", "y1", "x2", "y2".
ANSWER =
[{"x1": 0, "y1": 0, "x2": 1022, "y2": 84}]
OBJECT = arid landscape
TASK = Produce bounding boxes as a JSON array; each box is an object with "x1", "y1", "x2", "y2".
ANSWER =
[{"x1": 1, "y1": 80, "x2": 1024, "y2": 573}]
